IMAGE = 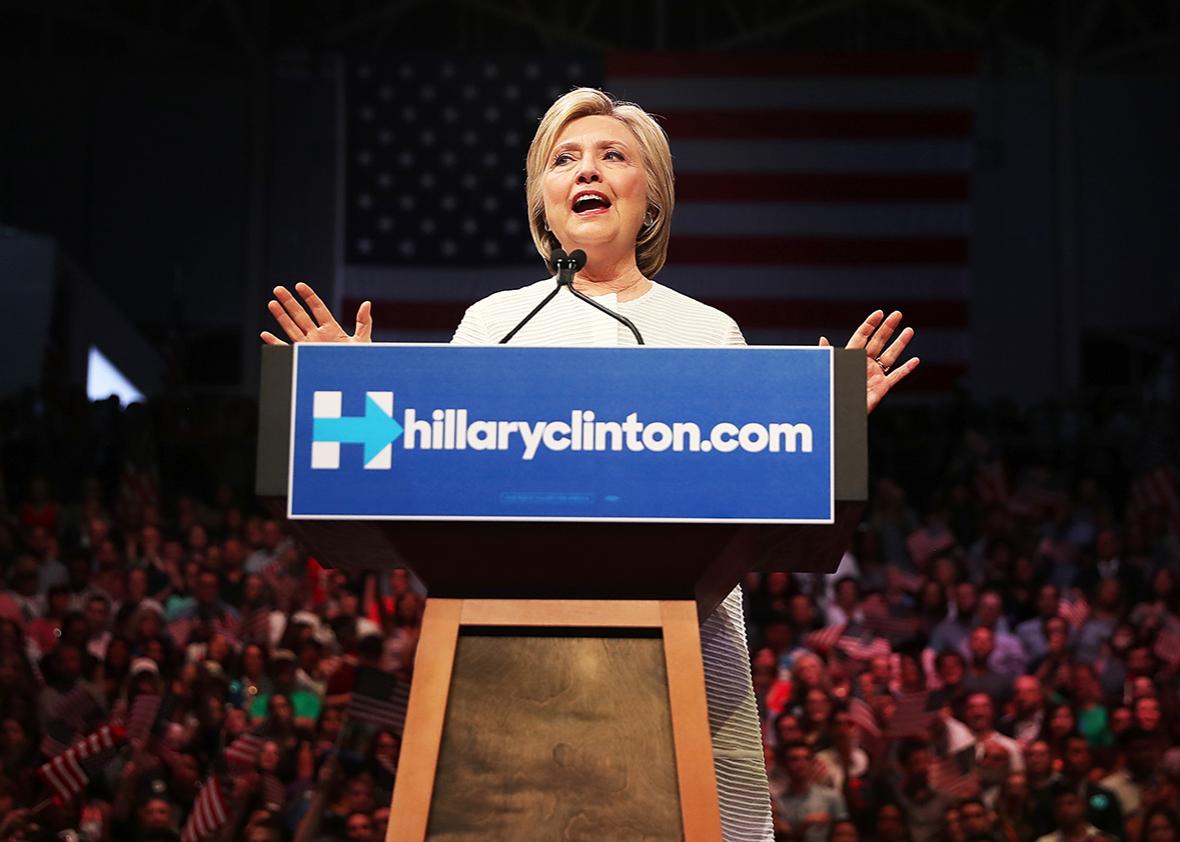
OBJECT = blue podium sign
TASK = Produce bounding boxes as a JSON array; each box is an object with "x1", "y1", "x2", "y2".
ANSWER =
[{"x1": 288, "y1": 345, "x2": 833, "y2": 523}]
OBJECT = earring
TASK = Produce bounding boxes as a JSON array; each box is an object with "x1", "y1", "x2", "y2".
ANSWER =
[{"x1": 543, "y1": 220, "x2": 551, "y2": 232}]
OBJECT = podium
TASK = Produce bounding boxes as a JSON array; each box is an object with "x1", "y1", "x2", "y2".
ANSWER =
[{"x1": 255, "y1": 344, "x2": 866, "y2": 842}]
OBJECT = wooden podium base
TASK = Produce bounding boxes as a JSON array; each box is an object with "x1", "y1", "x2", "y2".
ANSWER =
[{"x1": 387, "y1": 598, "x2": 723, "y2": 842}]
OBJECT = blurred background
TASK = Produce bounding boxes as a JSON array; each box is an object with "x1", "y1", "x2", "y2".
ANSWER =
[
  {"x1": 2, "y1": 1, "x2": 1180, "y2": 838},
  {"x1": 3, "y1": 0, "x2": 1179, "y2": 583}
]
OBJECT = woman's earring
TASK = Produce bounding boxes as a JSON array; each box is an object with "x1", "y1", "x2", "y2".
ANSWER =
[{"x1": 543, "y1": 220, "x2": 551, "y2": 232}]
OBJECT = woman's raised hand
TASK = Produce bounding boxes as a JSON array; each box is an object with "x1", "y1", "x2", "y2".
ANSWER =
[
  {"x1": 820, "y1": 310, "x2": 919, "y2": 415},
  {"x1": 260, "y1": 282, "x2": 373, "y2": 345}
]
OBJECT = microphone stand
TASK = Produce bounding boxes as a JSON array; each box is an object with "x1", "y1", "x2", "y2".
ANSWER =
[{"x1": 499, "y1": 248, "x2": 645, "y2": 345}]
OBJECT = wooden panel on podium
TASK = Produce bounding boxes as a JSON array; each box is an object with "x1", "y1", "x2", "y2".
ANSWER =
[{"x1": 387, "y1": 598, "x2": 722, "y2": 842}]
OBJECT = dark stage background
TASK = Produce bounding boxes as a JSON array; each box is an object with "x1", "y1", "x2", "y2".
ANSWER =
[{"x1": 2, "y1": 2, "x2": 1180, "y2": 840}]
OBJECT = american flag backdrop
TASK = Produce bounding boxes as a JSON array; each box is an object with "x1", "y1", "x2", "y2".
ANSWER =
[{"x1": 341, "y1": 52, "x2": 975, "y2": 389}]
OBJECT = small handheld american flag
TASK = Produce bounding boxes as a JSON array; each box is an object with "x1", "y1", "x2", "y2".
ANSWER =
[
  {"x1": 181, "y1": 775, "x2": 229, "y2": 842},
  {"x1": 347, "y1": 666, "x2": 411, "y2": 733},
  {"x1": 36, "y1": 724, "x2": 126, "y2": 804}
]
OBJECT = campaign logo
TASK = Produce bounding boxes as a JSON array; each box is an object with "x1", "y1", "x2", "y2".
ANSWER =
[{"x1": 311, "y1": 391, "x2": 404, "y2": 470}]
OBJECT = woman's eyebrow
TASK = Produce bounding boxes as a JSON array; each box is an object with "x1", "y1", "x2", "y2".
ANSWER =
[{"x1": 551, "y1": 138, "x2": 631, "y2": 154}]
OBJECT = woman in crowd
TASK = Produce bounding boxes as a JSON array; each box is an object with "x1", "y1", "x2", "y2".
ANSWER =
[{"x1": 262, "y1": 86, "x2": 918, "y2": 841}]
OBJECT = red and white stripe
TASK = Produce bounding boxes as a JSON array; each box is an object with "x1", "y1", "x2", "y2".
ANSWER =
[
  {"x1": 225, "y1": 732, "x2": 264, "y2": 771},
  {"x1": 848, "y1": 696, "x2": 881, "y2": 739},
  {"x1": 343, "y1": 51, "x2": 975, "y2": 392},
  {"x1": 126, "y1": 693, "x2": 162, "y2": 743},
  {"x1": 804, "y1": 623, "x2": 847, "y2": 653},
  {"x1": 885, "y1": 691, "x2": 932, "y2": 738},
  {"x1": 36, "y1": 724, "x2": 125, "y2": 804},
  {"x1": 1059, "y1": 594, "x2": 1090, "y2": 629},
  {"x1": 836, "y1": 632, "x2": 891, "y2": 662},
  {"x1": 182, "y1": 776, "x2": 229, "y2": 842},
  {"x1": 929, "y1": 752, "x2": 980, "y2": 798}
]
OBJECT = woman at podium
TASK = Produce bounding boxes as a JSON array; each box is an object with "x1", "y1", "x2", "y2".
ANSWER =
[{"x1": 263, "y1": 87, "x2": 917, "y2": 842}]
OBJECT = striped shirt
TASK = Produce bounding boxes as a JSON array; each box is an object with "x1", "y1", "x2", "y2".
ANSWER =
[{"x1": 452, "y1": 277, "x2": 774, "y2": 842}]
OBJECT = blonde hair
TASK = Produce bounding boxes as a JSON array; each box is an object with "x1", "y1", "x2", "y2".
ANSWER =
[{"x1": 525, "y1": 87, "x2": 674, "y2": 278}]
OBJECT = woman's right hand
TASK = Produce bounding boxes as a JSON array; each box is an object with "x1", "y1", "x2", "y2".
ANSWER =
[{"x1": 261, "y1": 282, "x2": 373, "y2": 345}]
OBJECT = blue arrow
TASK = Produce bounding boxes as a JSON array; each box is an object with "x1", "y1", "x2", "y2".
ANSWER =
[{"x1": 313, "y1": 396, "x2": 404, "y2": 464}]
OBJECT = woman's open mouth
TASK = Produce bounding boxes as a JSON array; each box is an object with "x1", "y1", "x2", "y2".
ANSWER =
[{"x1": 571, "y1": 190, "x2": 612, "y2": 216}]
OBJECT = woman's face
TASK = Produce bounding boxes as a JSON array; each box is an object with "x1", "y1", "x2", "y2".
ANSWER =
[
  {"x1": 226, "y1": 707, "x2": 248, "y2": 735},
  {"x1": 776, "y1": 715, "x2": 803, "y2": 743},
  {"x1": 804, "y1": 689, "x2": 831, "y2": 723},
  {"x1": 1, "y1": 718, "x2": 26, "y2": 751},
  {"x1": 795, "y1": 655, "x2": 821, "y2": 687},
  {"x1": 270, "y1": 694, "x2": 293, "y2": 723},
  {"x1": 259, "y1": 740, "x2": 281, "y2": 771},
  {"x1": 1135, "y1": 697, "x2": 1163, "y2": 732},
  {"x1": 244, "y1": 646, "x2": 264, "y2": 677},
  {"x1": 1050, "y1": 705, "x2": 1075, "y2": 737},
  {"x1": 541, "y1": 115, "x2": 648, "y2": 265}
]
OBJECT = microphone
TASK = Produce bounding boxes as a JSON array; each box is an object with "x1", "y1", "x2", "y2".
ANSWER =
[
  {"x1": 561, "y1": 250, "x2": 645, "y2": 345},
  {"x1": 498, "y1": 248, "x2": 572, "y2": 344},
  {"x1": 554, "y1": 248, "x2": 583, "y2": 287},
  {"x1": 499, "y1": 247, "x2": 646, "y2": 345}
]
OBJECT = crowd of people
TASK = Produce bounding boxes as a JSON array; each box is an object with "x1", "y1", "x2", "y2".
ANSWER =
[{"x1": 1, "y1": 387, "x2": 1179, "y2": 842}]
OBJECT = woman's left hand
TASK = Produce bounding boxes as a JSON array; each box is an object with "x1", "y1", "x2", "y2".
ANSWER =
[{"x1": 820, "y1": 310, "x2": 919, "y2": 414}]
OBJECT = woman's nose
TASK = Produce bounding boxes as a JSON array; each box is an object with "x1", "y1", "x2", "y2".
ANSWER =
[{"x1": 576, "y1": 158, "x2": 601, "y2": 183}]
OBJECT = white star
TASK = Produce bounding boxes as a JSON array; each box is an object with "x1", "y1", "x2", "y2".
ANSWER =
[
  {"x1": 398, "y1": 151, "x2": 415, "y2": 167},
  {"x1": 357, "y1": 193, "x2": 373, "y2": 209},
  {"x1": 462, "y1": 218, "x2": 478, "y2": 234},
  {"x1": 568, "y1": 63, "x2": 583, "y2": 77},
  {"x1": 401, "y1": 105, "x2": 417, "y2": 121},
  {"x1": 399, "y1": 239, "x2": 415, "y2": 255},
  {"x1": 419, "y1": 129, "x2": 436, "y2": 145},
  {"x1": 377, "y1": 216, "x2": 393, "y2": 233},
  {"x1": 356, "y1": 237, "x2": 372, "y2": 253},
  {"x1": 443, "y1": 106, "x2": 458, "y2": 123},
  {"x1": 356, "y1": 65, "x2": 372, "y2": 80},
  {"x1": 502, "y1": 174, "x2": 519, "y2": 190},
  {"x1": 420, "y1": 218, "x2": 436, "y2": 234},
  {"x1": 461, "y1": 173, "x2": 477, "y2": 189},
  {"x1": 483, "y1": 62, "x2": 498, "y2": 78},
  {"x1": 441, "y1": 239, "x2": 458, "y2": 256},
  {"x1": 482, "y1": 195, "x2": 499, "y2": 212},
  {"x1": 441, "y1": 195, "x2": 457, "y2": 211},
  {"x1": 482, "y1": 240, "x2": 500, "y2": 256},
  {"x1": 359, "y1": 106, "x2": 375, "y2": 123},
  {"x1": 399, "y1": 195, "x2": 416, "y2": 210},
  {"x1": 357, "y1": 150, "x2": 373, "y2": 166},
  {"x1": 484, "y1": 105, "x2": 500, "y2": 122},
  {"x1": 525, "y1": 63, "x2": 540, "y2": 78},
  {"x1": 482, "y1": 151, "x2": 498, "y2": 167},
  {"x1": 441, "y1": 151, "x2": 457, "y2": 168},
  {"x1": 377, "y1": 172, "x2": 393, "y2": 189},
  {"x1": 504, "y1": 130, "x2": 520, "y2": 146},
  {"x1": 399, "y1": 64, "x2": 413, "y2": 79},
  {"x1": 378, "y1": 85, "x2": 393, "y2": 101},
  {"x1": 503, "y1": 218, "x2": 521, "y2": 234},
  {"x1": 418, "y1": 172, "x2": 435, "y2": 188},
  {"x1": 377, "y1": 129, "x2": 394, "y2": 146},
  {"x1": 505, "y1": 84, "x2": 521, "y2": 100},
  {"x1": 462, "y1": 130, "x2": 477, "y2": 147},
  {"x1": 441, "y1": 63, "x2": 456, "y2": 79},
  {"x1": 421, "y1": 84, "x2": 436, "y2": 101},
  {"x1": 463, "y1": 84, "x2": 477, "y2": 100}
]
